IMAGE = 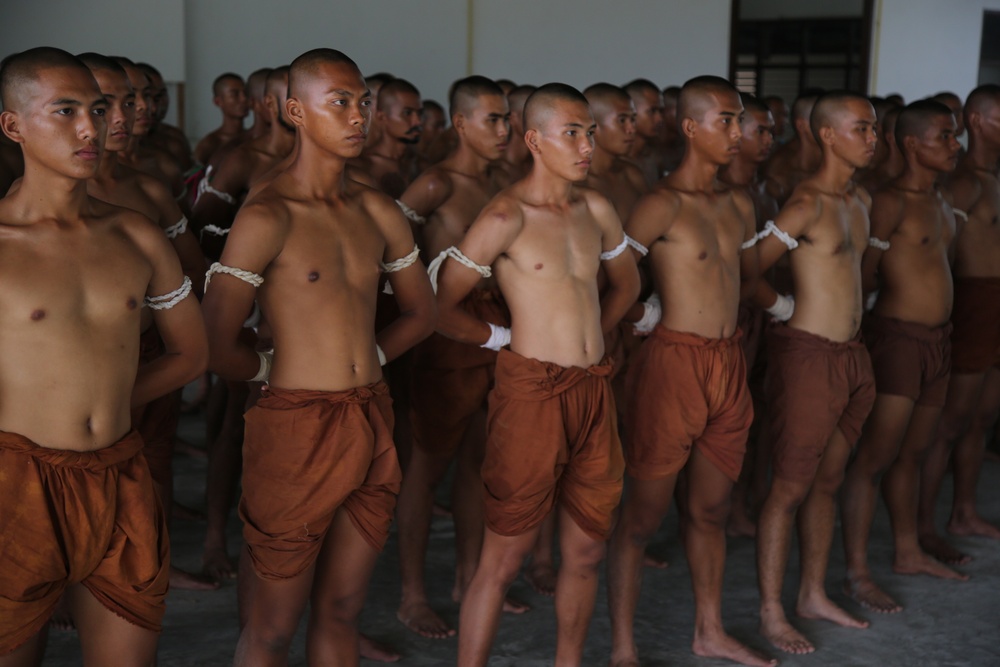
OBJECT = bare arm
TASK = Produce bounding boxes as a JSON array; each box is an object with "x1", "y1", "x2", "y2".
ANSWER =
[
  {"x1": 590, "y1": 192, "x2": 641, "y2": 334},
  {"x1": 370, "y1": 193, "x2": 437, "y2": 361},
  {"x1": 129, "y1": 216, "x2": 208, "y2": 407},
  {"x1": 202, "y1": 201, "x2": 285, "y2": 381},
  {"x1": 398, "y1": 168, "x2": 453, "y2": 219},
  {"x1": 436, "y1": 197, "x2": 523, "y2": 344},
  {"x1": 862, "y1": 188, "x2": 904, "y2": 298},
  {"x1": 619, "y1": 190, "x2": 677, "y2": 322},
  {"x1": 190, "y1": 151, "x2": 248, "y2": 237},
  {"x1": 734, "y1": 190, "x2": 760, "y2": 302},
  {"x1": 141, "y1": 173, "x2": 208, "y2": 294},
  {"x1": 751, "y1": 190, "x2": 819, "y2": 309}
]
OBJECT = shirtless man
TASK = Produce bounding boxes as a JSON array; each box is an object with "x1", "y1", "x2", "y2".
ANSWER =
[
  {"x1": 0, "y1": 46, "x2": 206, "y2": 665},
  {"x1": 932, "y1": 92, "x2": 966, "y2": 141},
  {"x1": 137, "y1": 62, "x2": 193, "y2": 171},
  {"x1": 357, "y1": 78, "x2": 422, "y2": 198},
  {"x1": 191, "y1": 66, "x2": 293, "y2": 260},
  {"x1": 498, "y1": 84, "x2": 536, "y2": 181},
  {"x1": 0, "y1": 133, "x2": 23, "y2": 193},
  {"x1": 920, "y1": 85, "x2": 1000, "y2": 564},
  {"x1": 582, "y1": 84, "x2": 647, "y2": 219},
  {"x1": 436, "y1": 83, "x2": 639, "y2": 666},
  {"x1": 607, "y1": 76, "x2": 772, "y2": 667},
  {"x1": 75, "y1": 53, "x2": 211, "y2": 594},
  {"x1": 718, "y1": 93, "x2": 778, "y2": 538},
  {"x1": 193, "y1": 72, "x2": 248, "y2": 165},
  {"x1": 764, "y1": 95, "x2": 790, "y2": 144},
  {"x1": 115, "y1": 58, "x2": 185, "y2": 197},
  {"x1": 394, "y1": 75, "x2": 511, "y2": 640},
  {"x1": 840, "y1": 100, "x2": 965, "y2": 617},
  {"x1": 659, "y1": 85, "x2": 684, "y2": 173},
  {"x1": 415, "y1": 99, "x2": 446, "y2": 166},
  {"x1": 624, "y1": 78, "x2": 665, "y2": 186},
  {"x1": 202, "y1": 48, "x2": 435, "y2": 666},
  {"x1": 753, "y1": 91, "x2": 878, "y2": 654},
  {"x1": 244, "y1": 67, "x2": 273, "y2": 141},
  {"x1": 763, "y1": 92, "x2": 822, "y2": 206},
  {"x1": 859, "y1": 105, "x2": 905, "y2": 193}
]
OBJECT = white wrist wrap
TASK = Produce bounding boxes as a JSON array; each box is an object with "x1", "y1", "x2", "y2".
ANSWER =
[
  {"x1": 865, "y1": 290, "x2": 879, "y2": 312},
  {"x1": 868, "y1": 237, "x2": 890, "y2": 251},
  {"x1": 633, "y1": 293, "x2": 662, "y2": 335},
  {"x1": 251, "y1": 350, "x2": 273, "y2": 383},
  {"x1": 482, "y1": 323, "x2": 511, "y2": 351},
  {"x1": 376, "y1": 345, "x2": 387, "y2": 366},
  {"x1": 766, "y1": 293, "x2": 795, "y2": 322}
]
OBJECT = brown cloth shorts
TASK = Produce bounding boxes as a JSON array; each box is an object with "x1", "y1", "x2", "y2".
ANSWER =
[
  {"x1": 950, "y1": 276, "x2": 1000, "y2": 373},
  {"x1": 240, "y1": 382, "x2": 401, "y2": 580},
  {"x1": 866, "y1": 314, "x2": 952, "y2": 407},
  {"x1": 409, "y1": 289, "x2": 509, "y2": 462},
  {"x1": 625, "y1": 326, "x2": 753, "y2": 483},
  {"x1": 482, "y1": 348, "x2": 625, "y2": 542},
  {"x1": 0, "y1": 430, "x2": 169, "y2": 655},
  {"x1": 766, "y1": 325, "x2": 876, "y2": 483}
]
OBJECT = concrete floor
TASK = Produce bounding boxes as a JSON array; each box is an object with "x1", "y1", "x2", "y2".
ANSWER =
[{"x1": 42, "y1": 407, "x2": 1000, "y2": 667}]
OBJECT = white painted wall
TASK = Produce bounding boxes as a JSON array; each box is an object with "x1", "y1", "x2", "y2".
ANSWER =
[
  {"x1": 870, "y1": 0, "x2": 1000, "y2": 101},
  {"x1": 471, "y1": 0, "x2": 731, "y2": 90},
  {"x1": 740, "y1": 0, "x2": 864, "y2": 20},
  {"x1": 0, "y1": 0, "x2": 184, "y2": 81}
]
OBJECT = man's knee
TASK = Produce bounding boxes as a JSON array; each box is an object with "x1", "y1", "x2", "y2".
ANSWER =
[
  {"x1": 688, "y1": 493, "x2": 731, "y2": 530},
  {"x1": 764, "y1": 477, "x2": 811, "y2": 511}
]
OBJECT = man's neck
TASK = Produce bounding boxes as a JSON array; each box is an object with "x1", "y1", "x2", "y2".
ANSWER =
[
  {"x1": 368, "y1": 135, "x2": 408, "y2": 161},
  {"x1": 814, "y1": 154, "x2": 857, "y2": 194},
  {"x1": 450, "y1": 143, "x2": 491, "y2": 177},
  {"x1": 897, "y1": 159, "x2": 939, "y2": 193},
  {"x1": 965, "y1": 136, "x2": 1000, "y2": 174},
  {"x1": 503, "y1": 137, "x2": 529, "y2": 167},
  {"x1": 220, "y1": 114, "x2": 245, "y2": 136},
  {"x1": 589, "y1": 145, "x2": 618, "y2": 176},
  {"x1": 16, "y1": 165, "x2": 92, "y2": 220},
  {"x1": 522, "y1": 165, "x2": 574, "y2": 205},
  {"x1": 94, "y1": 149, "x2": 122, "y2": 183},
  {"x1": 670, "y1": 151, "x2": 721, "y2": 193},
  {"x1": 264, "y1": 126, "x2": 295, "y2": 159},
  {"x1": 719, "y1": 156, "x2": 757, "y2": 188},
  {"x1": 287, "y1": 138, "x2": 349, "y2": 197}
]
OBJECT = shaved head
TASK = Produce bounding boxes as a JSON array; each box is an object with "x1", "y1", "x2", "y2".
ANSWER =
[
  {"x1": 895, "y1": 100, "x2": 954, "y2": 152},
  {"x1": 964, "y1": 84, "x2": 1000, "y2": 123},
  {"x1": 791, "y1": 92, "x2": 820, "y2": 123},
  {"x1": 507, "y1": 84, "x2": 536, "y2": 115},
  {"x1": 265, "y1": 66, "x2": 289, "y2": 98},
  {"x1": 212, "y1": 72, "x2": 242, "y2": 97},
  {"x1": 288, "y1": 48, "x2": 360, "y2": 98},
  {"x1": 623, "y1": 78, "x2": 659, "y2": 98},
  {"x1": 739, "y1": 92, "x2": 769, "y2": 116},
  {"x1": 77, "y1": 52, "x2": 128, "y2": 81},
  {"x1": 2, "y1": 47, "x2": 94, "y2": 112},
  {"x1": 584, "y1": 82, "x2": 631, "y2": 116},
  {"x1": 449, "y1": 75, "x2": 504, "y2": 118},
  {"x1": 378, "y1": 78, "x2": 420, "y2": 109},
  {"x1": 677, "y1": 75, "x2": 739, "y2": 125},
  {"x1": 524, "y1": 83, "x2": 589, "y2": 132},
  {"x1": 809, "y1": 90, "x2": 873, "y2": 143},
  {"x1": 247, "y1": 67, "x2": 272, "y2": 101}
]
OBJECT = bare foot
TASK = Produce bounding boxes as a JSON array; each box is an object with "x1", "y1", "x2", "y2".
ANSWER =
[
  {"x1": 396, "y1": 600, "x2": 455, "y2": 639},
  {"x1": 524, "y1": 562, "x2": 557, "y2": 596},
  {"x1": 431, "y1": 502, "x2": 452, "y2": 518},
  {"x1": 948, "y1": 513, "x2": 1000, "y2": 539},
  {"x1": 797, "y1": 594, "x2": 869, "y2": 629},
  {"x1": 759, "y1": 612, "x2": 814, "y2": 654},
  {"x1": 169, "y1": 566, "x2": 221, "y2": 591},
  {"x1": 360, "y1": 634, "x2": 400, "y2": 663},
  {"x1": 643, "y1": 546, "x2": 669, "y2": 569},
  {"x1": 609, "y1": 657, "x2": 641, "y2": 667},
  {"x1": 919, "y1": 532, "x2": 972, "y2": 565},
  {"x1": 727, "y1": 509, "x2": 758, "y2": 539},
  {"x1": 843, "y1": 575, "x2": 902, "y2": 613},
  {"x1": 893, "y1": 550, "x2": 969, "y2": 581},
  {"x1": 172, "y1": 501, "x2": 205, "y2": 522},
  {"x1": 502, "y1": 594, "x2": 530, "y2": 614},
  {"x1": 693, "y1": 630, "x2": 777, "y2": 667},
  {"x1": 202, "y1": 546, "x2": 237, "y2": 581}
]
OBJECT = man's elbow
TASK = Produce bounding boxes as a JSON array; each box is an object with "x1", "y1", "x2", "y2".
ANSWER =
[{"x1": 414, "y1": 299, "x2": 438, "y2": 342}]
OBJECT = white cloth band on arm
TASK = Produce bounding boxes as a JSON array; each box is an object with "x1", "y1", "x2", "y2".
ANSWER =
[
  {"x1": 164, "y1": 216, "x2": 188, "y2": 239},
  {"x1": 144, "y1": 276, "x2": 193, "y2": 310},
  {"x1": 627, "y1": 236, "x2": 649, "y2": 256},
  {"x1": 766, "y1": 293, "x2": 795, "y2": 322},
  {"x1": 201, "y1": 224, "x2": 231, "y2": 238},
  {"x1": 251, "y1": 350, "x2": 273, "y2": 383},
  {"x1": 869, "y1": 237, "x2": 890, "y2": 251},
  {"x1": 426, "y1": 246, "x2": 493, "y2": 293},
  {"x1": 741, "y1": 230, "x2": 764, "y2": 250},
  {"x1": 633, "y1": 293, "x2": 662, "y2": 335},
  {"x1": 762, "y1": 220, "x2": 799, "y2": 250},
  {"x1": 954, "y1": 209, "x2": 969, "y2": 222},
  {"x1": 865, "y1": 290, "x2": 879, "y2": 312},
  {"x1": 196, "y1": 178, "x2": 236, "y2": 206},
  {"x1": 600, "y1": 235, "x2": 631, "y2": 261},
  {"x1": 380, "y1": 245, "x2": 420, "y2": 273},
  {"x1": 376, "y1": 345, "x2": 387, "y2": 366},
  {"x1": 205, "y1": 262, "x2": 264, "y2": 289},
  {"x1": 396, "y1": 200, "x2": 426, "y2": 225},
  {"x1": 482, "y1": 323, "x2": 511, "y2": 351}
]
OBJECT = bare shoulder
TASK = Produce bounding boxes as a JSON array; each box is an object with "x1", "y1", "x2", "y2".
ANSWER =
[
  {"x1": 94, "y1": 195, "x2": 166, "y2": 250},
  {"x1": 851, "y1": 181, "x2": 873, "y2": 210},
  {"x1": 133, "y1": 168, "x2": 174, "y2": 207},
  {"x1": 727, "y1": 186, "x2": 755, "y2": 217},
  {"x1": 942, "y1": 163, "x2": 984, "y2": 211},
  {"x1": 780, "y1": 182, "x2": 824, "y2": 227},
  {"x1": 479, "y1": 186, "x2": 526, "y2": 230},
  {"x1": 578, "y1": 184, "x2": 617, "y2": 218},
  {"x1": 410, "y1": 164, "x2": 454, "y2": 198},
  {"x1": 233, "y1": 181, "x2": 293, "y2": 235}
]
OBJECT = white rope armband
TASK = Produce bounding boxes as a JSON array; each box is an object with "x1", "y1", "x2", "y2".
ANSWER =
[
  {"x1": 426, "y1": 246, "x2": 492, "y2": 293},
  {"x1": 251, "y1": 350, "x2": 273, "y2": 383},
  {"x1": 205, "y1": 262, "x2": 264, "y2": 289},
  {"x1": 766, "y1": 293, "x2": 795, "y2": 322},
  {"x1": 396, "y1": 200, "x2": 426, "y2": 225},
  {"x1": 201, "y1": 224, "x2": 231, "y2": 238},
  {"x1": 376, "y1": 344, "x2": 387, "y2": 366},
  {"x1": 600, "y1": 235, "x2": 631, "y2": 260},
  {"x1": 633, "y1": 293, "x2": 661, "y2": 335},
  {"x1": 196, "y1": 178, "x2": 236, "y2": 206},
  {"x1": 164, "y1": 216, "x2": 188, "y2": 239},
  {"x1": 144, "y1": 276, "x2": 193, "y2": 310},
  {"x1": 865, "y1": 290, "x2": 879, "y2": 312},
  {"x1": 482, "y1": 323, "x2": 511, "y2": 351},
  {"x1": 741, "y1": 230, "x2": 764, "y2": 250},
  {"x1": 627, "y1": 236, "x2": 649, "y2": 256},
  {"x1": 953, "y1": 209, "x2": 969, "y2": 222},
  {"x1": 380, "y1": 245, "x2": 420, "y2": 273},
  {"x1": 869, "y1": 237, "x2": 890, "y2": 251},
  {"x1": 762, "y1": 220, "x2": 799, "y2": 250}
]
